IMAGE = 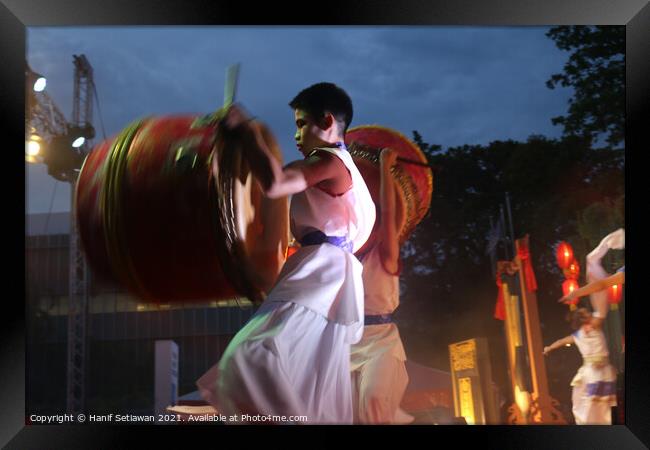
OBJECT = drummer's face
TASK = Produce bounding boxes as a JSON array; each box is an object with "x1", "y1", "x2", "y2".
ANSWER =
[{"x1": 294, "y1": 109, "x2": 328, "y2": 157}]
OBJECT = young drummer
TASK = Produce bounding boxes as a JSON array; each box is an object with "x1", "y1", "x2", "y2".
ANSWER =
[
  {"x1": 349, "y1": 148, "x2": 414, "y2": 424},
  {"x1": 196, "y1": 82, "x2": 375, "y2": 424}
]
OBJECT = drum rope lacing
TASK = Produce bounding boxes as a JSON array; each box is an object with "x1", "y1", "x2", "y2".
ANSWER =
[
  {"x1": 100, "y1": 118, "x2": 151, "y2": 300},
  {"x1": 347, "y1": 141, "x2": 422, "y2": 245}
]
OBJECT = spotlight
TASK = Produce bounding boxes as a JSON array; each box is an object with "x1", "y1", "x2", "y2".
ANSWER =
[
  {"x1": 26, "y1": 140, "x2": 41, "y2": 156},
  {"x1": 72, "y1": 137, "x2": 86, "y2": 148},
  {"x1": 33, "y1": 76, "x2": 47, "y2": 92},
  {"x1": 26, "y1": 63, "x2": 47, "y2": 92},
  {"x1": 68, "y1": 123, "x2": 96, "y2": 148},
  {"x1": 25, "y1": 135, "x2": 44, "y2": 163},
  {"x1": 26, "y1": 135, "x2": 42, "y2": 156},
  {"x1": 42, "y1": 134, "x2": 86, "y2": 181}
]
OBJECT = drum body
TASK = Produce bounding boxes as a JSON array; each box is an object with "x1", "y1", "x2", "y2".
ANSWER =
[
  {"x1": 76, "y1": 114, "x2": 289, "y2": 303},
  {"x1": 345, "y1": 125, "x2": 433, "y2": 252}
]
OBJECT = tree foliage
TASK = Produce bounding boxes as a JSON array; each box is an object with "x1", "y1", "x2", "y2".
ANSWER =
[
  {"x1": 397, "y1": 133, "x2": 624, "y2": 374},
  {"x1": 546, "y1": 26, "x2": 625, "y2": 148}
]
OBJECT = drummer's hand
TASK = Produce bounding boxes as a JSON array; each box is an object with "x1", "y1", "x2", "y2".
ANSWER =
[{"x1": 380, "y1": 148, "x2": 398, "y2": 167}]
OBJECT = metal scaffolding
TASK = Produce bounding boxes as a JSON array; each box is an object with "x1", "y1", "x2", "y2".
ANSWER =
[
  {"x1": 27, "y1": 54, "x2": 95, "y2": 414},
  {"x1": 65, "y1": 54, "x2": 94, "y2": 415}
]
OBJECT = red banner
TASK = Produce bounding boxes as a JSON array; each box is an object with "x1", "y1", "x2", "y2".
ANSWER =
[
  {"x1": 517, "y1": 245, "x2": 538, "y2": 292},
  {"x1": 494, "y1": 274, "x2": 506, "y2": 321}
]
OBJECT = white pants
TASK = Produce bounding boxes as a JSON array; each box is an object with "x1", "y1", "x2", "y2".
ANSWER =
[
  {"x1": 350, "y1": 323, "x2": 413, "y2": 424},
  {"x1": 197, "y1": 301, "x2": 354, "y2": 424},
  {"x1": 570, "y1": 364, "x2": 617, "y2": 425},
  {"x1": 352, "y1": 352, "x2": 412, "y2": 424}
]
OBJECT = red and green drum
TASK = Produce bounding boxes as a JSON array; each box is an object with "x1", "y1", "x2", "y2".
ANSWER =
[{"x1": 75, "y1": 114, "x2": 289, "y2": 303}]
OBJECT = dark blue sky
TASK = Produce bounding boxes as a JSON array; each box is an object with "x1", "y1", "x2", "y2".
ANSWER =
[{"x1": 26, "y1": 26, "x2": 572, "y2": 214}]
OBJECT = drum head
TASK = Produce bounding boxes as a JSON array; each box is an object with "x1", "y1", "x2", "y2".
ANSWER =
[
  {"x1": 211, "y1": 121, "x2": 289, "y2": 303},
  {"x1": 345, "y1": 125, "x2": 433, "y2": 245},
  {"x1": 77, "y1": 114, "x2": 288, "y2": 303}
]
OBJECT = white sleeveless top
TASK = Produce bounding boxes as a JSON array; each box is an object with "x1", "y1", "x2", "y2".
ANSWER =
[
  {"x1": 360, "y1": 244, "x2": 399, "y2": 315},
  {"x1": 289, "y1": 147, "x2": 375, "y2": 252},
  {"x1": 572, "y1": 326, "x2": 609, "y2": 359},
  {"x1": 265, "y1": 146, "x2": 376, "y2": 344}
]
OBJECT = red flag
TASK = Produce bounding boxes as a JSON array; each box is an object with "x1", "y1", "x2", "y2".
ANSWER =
[
  {"x1": 517, "y1": 244, "x2": 538, "y2": 292},
  {"x1": 494, "y1": 274, "x2": 506, "y2": 320}
]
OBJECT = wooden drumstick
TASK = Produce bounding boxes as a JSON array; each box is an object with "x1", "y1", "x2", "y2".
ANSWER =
[{"x1": 223, "y1": 63, "x2": 240, "y2": 109}]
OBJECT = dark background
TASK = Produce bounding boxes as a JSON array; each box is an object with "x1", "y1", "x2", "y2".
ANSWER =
[{"x1": 3, "y1": 0, "x2": 649, "y2": 448}]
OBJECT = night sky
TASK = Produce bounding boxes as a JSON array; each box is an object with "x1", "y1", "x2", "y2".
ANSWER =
[{"x1": 26, "y1": 26, "x2": 572, "y2": 214}]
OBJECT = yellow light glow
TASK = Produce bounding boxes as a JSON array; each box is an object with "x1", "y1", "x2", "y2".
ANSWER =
[
  {"x1": 458, "y1": 377, "x2": 475, "y2": 425},
  {"x1": 514, "y1": 385, "x2": 531, "y2": 419},
  {"x1": 26, "y1": 140, "x2": 40, "y2": 156}
]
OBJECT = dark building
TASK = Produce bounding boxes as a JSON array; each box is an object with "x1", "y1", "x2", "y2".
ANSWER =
[{"x1": 26, "y1": 212, "x2": 255, "y2": 415}]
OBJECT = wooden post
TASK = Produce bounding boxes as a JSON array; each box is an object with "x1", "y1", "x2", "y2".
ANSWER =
[
  {"x1": 497, "y1": 261, "x2": 527, "y2": 424},
  {"x1": 500, "y1": 279, "x2": 526, "y2": 424},
  {"x1": 515, "y1": 235, "x2": 565, "y2": 424}
]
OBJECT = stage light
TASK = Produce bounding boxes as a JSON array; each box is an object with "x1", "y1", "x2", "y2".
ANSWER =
[
  {"x1": 72, "y1": 137, "x2": 86, "y2": 148},
  {"x1": 68, "y1": 123, "x2": 95, "y2": 149},
  {"x1": 25, "y1": 135, "x2": 44, "y2": 164},
  {"x1": 26, "y1": 138, "x2": 41, "y2": 156},
  {"x1": 26, "y1": 63, "x2": 47, "y2": 92},
  {"x1": 33, "y1": 76, "x2": 47, "y2": 92},
  {"x1": 43, "y1": 134, "x2": 87, "y2": 181}
]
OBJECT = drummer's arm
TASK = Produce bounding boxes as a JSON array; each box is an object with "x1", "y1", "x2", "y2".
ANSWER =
[
  {"x1": 268, "y1": 151, "x2": 350, "y2": 198},
  {"x1": 222, "y1": 105, "x2": 348, "y2": 198},
  {"x1": 238, "y1": 126, "x2": 348, "y2": 198},
  {"x1": 377, "y1": 148, "x2": 400, "y2": 275}
]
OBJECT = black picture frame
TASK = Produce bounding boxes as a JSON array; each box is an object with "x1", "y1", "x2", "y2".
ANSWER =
[{"x1": 3, "y1": 0, "x2": 647, "y2": 447}]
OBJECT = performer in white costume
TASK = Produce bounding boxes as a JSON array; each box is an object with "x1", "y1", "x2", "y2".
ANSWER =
[
  {"x1": 197, "y1": 83, "x2": 375, "y2": 424},
  {"x1": 350, "y1": 148, "x2": 414, "y2": 425},
  {"x1": 544, "y1": 307, "x2": 617, "y2": 424}
]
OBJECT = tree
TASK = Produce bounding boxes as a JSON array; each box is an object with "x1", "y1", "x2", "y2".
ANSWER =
[
  {"x1": 546, "y1": 26, "x2": 625, "y2": 148},
  {"x1": 396, "y1": 132, "x2": 623, "y2": 375}
]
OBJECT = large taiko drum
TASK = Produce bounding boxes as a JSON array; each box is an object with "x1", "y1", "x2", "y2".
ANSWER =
[
  {"x1": 345, "y1": 125, "x2": 433, "y2": 251},
  {"x1": 76, "y1": 114, "x2": 289, "y2": 303}
]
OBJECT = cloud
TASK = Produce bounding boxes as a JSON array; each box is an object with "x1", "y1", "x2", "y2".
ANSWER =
[{"x1": 26, "y1": 26, "x2": 572, "y2": 213}]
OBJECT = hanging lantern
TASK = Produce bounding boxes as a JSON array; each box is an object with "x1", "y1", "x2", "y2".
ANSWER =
[
  {"x1": 563, "y1": 259, "x2": 580, "y2": 280},
  {"x1": 556, "y1": 241, "x2": 574, "y2": 269},
  {"x1": 608, "y1": 283, "x2": 623, "y2": 309},
  {"x1": 562, "y1": 279, "x2": 580, "y2": 310}
]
